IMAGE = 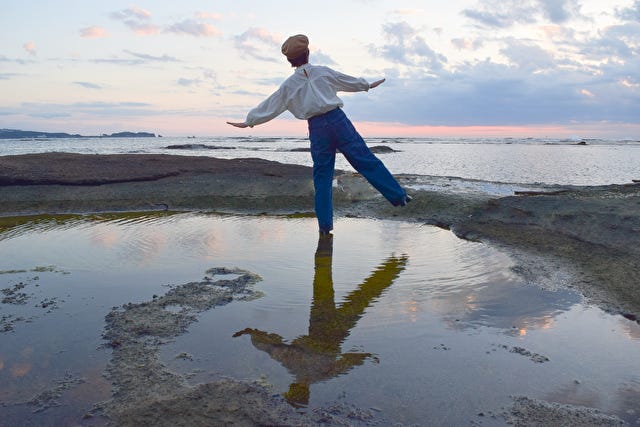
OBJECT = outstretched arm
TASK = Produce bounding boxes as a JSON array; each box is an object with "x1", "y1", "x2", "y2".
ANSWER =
[
  {"x1": 227, "y1": 86, "x2": 287, "y2": 129},
  {"x1": 369, "y1": 78, "x2": 385, "y2": 89},
  {"x1": 227, "y1": 121, "x2": 249, "y2": 128}
]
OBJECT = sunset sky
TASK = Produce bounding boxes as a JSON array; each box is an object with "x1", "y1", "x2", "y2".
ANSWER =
[{"x1": 1, "y1": 0, "x2": 639, "y2": 138}]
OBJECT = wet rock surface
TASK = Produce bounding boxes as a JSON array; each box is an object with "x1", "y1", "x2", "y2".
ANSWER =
[
  {"x1": 0, "y1": 267, "x2": 69, "y2": 332},
  {"x1": 0, "y1": 152, "x2": 312, "y2": 186},
  {"x1": 0, "y1": 153, "x2": 317, "y2": 215},
  {"x1": 503, "y1": 396, "x2": 625, "y2": 426},
  {"x1": 27, "y1": 372, "x2": 87, "y2": 414},
  {"x1": 454, "y1": 183, "x2": 640, "y2": 316}
]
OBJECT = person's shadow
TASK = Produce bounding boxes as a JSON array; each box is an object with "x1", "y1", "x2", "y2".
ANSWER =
[{"x1": 234, "y1": 234, "x2": 409, "y2": 407}]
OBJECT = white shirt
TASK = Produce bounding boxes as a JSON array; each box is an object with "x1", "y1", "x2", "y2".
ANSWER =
[{"x1": 245, "y1": 64, "x2": 370, "y2": 127}]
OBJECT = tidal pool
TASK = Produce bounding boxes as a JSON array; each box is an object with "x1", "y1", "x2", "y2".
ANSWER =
[{"x1": 0, "y1": 213, "x2": 638, "y2": 425}]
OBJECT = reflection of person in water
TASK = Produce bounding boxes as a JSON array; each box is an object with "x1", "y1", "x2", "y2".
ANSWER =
[{"x1": 234, "y1": 235, "x2": 408, "y2": 407}]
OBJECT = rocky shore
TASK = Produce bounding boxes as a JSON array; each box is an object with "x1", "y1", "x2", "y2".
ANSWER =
[
  {"x1": 1, "y1": 152, "x2": 638, "y2": 425},
  {"x1": 1, "y1": 152, "x2": 637, "y2": 317}
]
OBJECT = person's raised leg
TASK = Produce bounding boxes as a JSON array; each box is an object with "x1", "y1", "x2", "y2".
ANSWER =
[{"x1": 334, "y1": 114, "x2": 407, "y2": 206}]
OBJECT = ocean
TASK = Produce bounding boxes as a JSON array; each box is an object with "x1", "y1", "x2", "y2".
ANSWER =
[{"x1": 1, "y1": 136, "x2": 639, "y2": 187}]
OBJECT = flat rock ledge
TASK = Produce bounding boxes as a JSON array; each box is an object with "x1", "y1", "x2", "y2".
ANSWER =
[{"x1": 0, "y1": 152, "x2": 318, "y2": 214}]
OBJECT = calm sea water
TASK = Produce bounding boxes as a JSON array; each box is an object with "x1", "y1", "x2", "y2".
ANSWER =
[
  {"x1": 0, "y1": 214, "x2": 638, "y2": 425},
  {"x1": 1, "y1": 136, "x2": 639, "y2": 186}
]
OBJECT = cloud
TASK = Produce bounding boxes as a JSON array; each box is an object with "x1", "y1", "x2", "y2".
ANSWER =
[
  {"x1": 0, "y1": 55, "x2": 35, "y2": 65},
  {"x1": 20, "y1": 101, "x2": 157, "y2": 119},
  {"x1": 123, "y1": 50, "x2": 180, "y2": 63},
  {"x1": 0, "y1": 73, "x2": 19, "y2": 80},
  {"x1": 111, "y1": 5, "x2": 151, "y2": 20},
  {"x1": 370, "y1": 21, "x2": 447, "y2": 71},
  {"x1": 110, "y1": 6, "x2": 159, "y2": 35},
  {"x1": 165, "y1": 19, "x2": 222, "y2": 37},
  {"x1": 178, "y1": 78, "x2": 200, "y2": 87},
  {"x1": 73, "y1": 81, "x2": 103, "y2": 89},
  {"x1": 310, "y1": 49, "x2": 337, "y2": 65},
  {"x1": 351, "y1": 71, "x2": 567, "y2": 126},
  {"x1": 616, "y1": 0, "x2": 640, "y2": 22},
  {"x1": 233, "y1": 28, "x2": 282, "y2": 62},
  {"x1": 111, "y1": 7, "x2": 224, "y2": 38},
  {"x1": 499, "y1": 38, "x2": 556, "y2": 71},
  {"x1": 580, "y1": 89, "x2": 595, "y2": 97},
  {"x1": 0, "y1": 55, "x2": 36, "y2": 65},
  {"x1": 23, "y1": 41, "x2": 36, "y2": 56},
  {"x1": 92, "y1": 58, "x2": 143, "y2": 66},
  {"x1": 202, "y1": 69, "x2": 218, "y2": 82},
  {"x1": 451, "y1": 38, "x2": 483, "y2": 50},
  {"x1": 462, "y1": 2, "x2": 536, "y2": 28},
  {"x1": 254, "y1": 77, "x2": 287, "y2": 87},
  {"x1": 80, "y1": 26, "x2": 109, "y2": 38},
  {"x1": 352, "y1": 18, "x2": 640, "y2": 128},
  {"x1": 231, "y1": 89, "x2": 267, "y2": 97},
  {"x1": 354, "y1": 4, "x2": 640, "y2": 128},
  {"x1": 92, "y1": 50, "x2": 180, "y2": 66},
  {"x1": 538, "y1": 25, "x2": 575, "y2": 41},
  {"x1": 28, "y1": 111, "x2": 72, "y2": 119},
  {"x1": 537, "y1": 0, "x2": 580, "y2": 23},
  {"x1": 177, "y1": 68, "x2": 224, "y2": 92},
  {"x1": 357, "y1": 62, "x2": 639, "y2": 126},
  {"x1": 462, "y1": 0, "x2": 579, "y2": 28},
  {"x1": 576, "y1": 22, "x2": 640, "y2": 61}
]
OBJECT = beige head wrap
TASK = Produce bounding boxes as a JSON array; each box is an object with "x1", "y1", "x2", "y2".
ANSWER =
[{"x1": 281, "y1": 34, "x2": 309, "y2": 59}]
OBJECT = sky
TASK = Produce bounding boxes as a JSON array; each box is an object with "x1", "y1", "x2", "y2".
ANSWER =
[{"x1": 1, "y1": 0, "x2": 639, "y2": 138}]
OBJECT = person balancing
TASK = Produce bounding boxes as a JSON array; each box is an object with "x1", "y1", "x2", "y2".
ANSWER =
[{"x1": 228, "y1": 34, "x2": 411, "y2": 236}]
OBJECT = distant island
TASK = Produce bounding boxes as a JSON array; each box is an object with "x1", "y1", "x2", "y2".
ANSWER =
[
  {"x1": 101, "y1": 131, "x2": 157, "y2": 138},
  {"x1": 0, "y1": 129, "x2": 157, "y2": 139}
]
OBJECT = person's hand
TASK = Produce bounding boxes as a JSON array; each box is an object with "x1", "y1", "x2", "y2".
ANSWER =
[
  {"x1": 227, "y1": 121, "x2": 249, "y2": 128},
  {"x1": 369, "y1": 78, "x2": 386, "y2": 89}
]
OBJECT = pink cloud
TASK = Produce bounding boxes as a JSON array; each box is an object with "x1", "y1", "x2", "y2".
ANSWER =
[
  {"x1": 580, "y1": 89, "x2": 595, "y2": 98},
  {"x1": 111, "y1": 5, "x2": 151, "y2": 21},
  {"x1": 23, "y1": 41, "x2": 36, "y2": 56},
  {"x1": 233, "y1": 28, "x2": 283, "y2": 61},
  {"x1": 111, "y1": 6, "x2": 159, "y2": 36},
  {"x1": 80, "y1": 26, "x2": 109, "y2": 38},
  {"x1": 132, "y1": 25, "x2": 160, "y2": 36},
  {"x1": 451, "y1": 37, "x2": 483, "y2": 50},
  {"x1": 165, "y1": 19, "x2": 222, "y2": 37}
]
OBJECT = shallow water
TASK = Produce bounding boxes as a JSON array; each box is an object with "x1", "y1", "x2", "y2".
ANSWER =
[{"x1": 0, "y1": 213, "x2": 638, "y2": 425}]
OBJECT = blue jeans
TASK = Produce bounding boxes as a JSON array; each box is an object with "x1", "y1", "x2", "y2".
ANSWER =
[{"x1": 307, "y1": 108, "x2": 406, "y2": 233}]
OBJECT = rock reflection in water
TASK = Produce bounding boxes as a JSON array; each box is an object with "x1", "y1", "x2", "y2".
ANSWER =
[{"x1": 234, "y1": 234, "x2": 408, "y2": 407}]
